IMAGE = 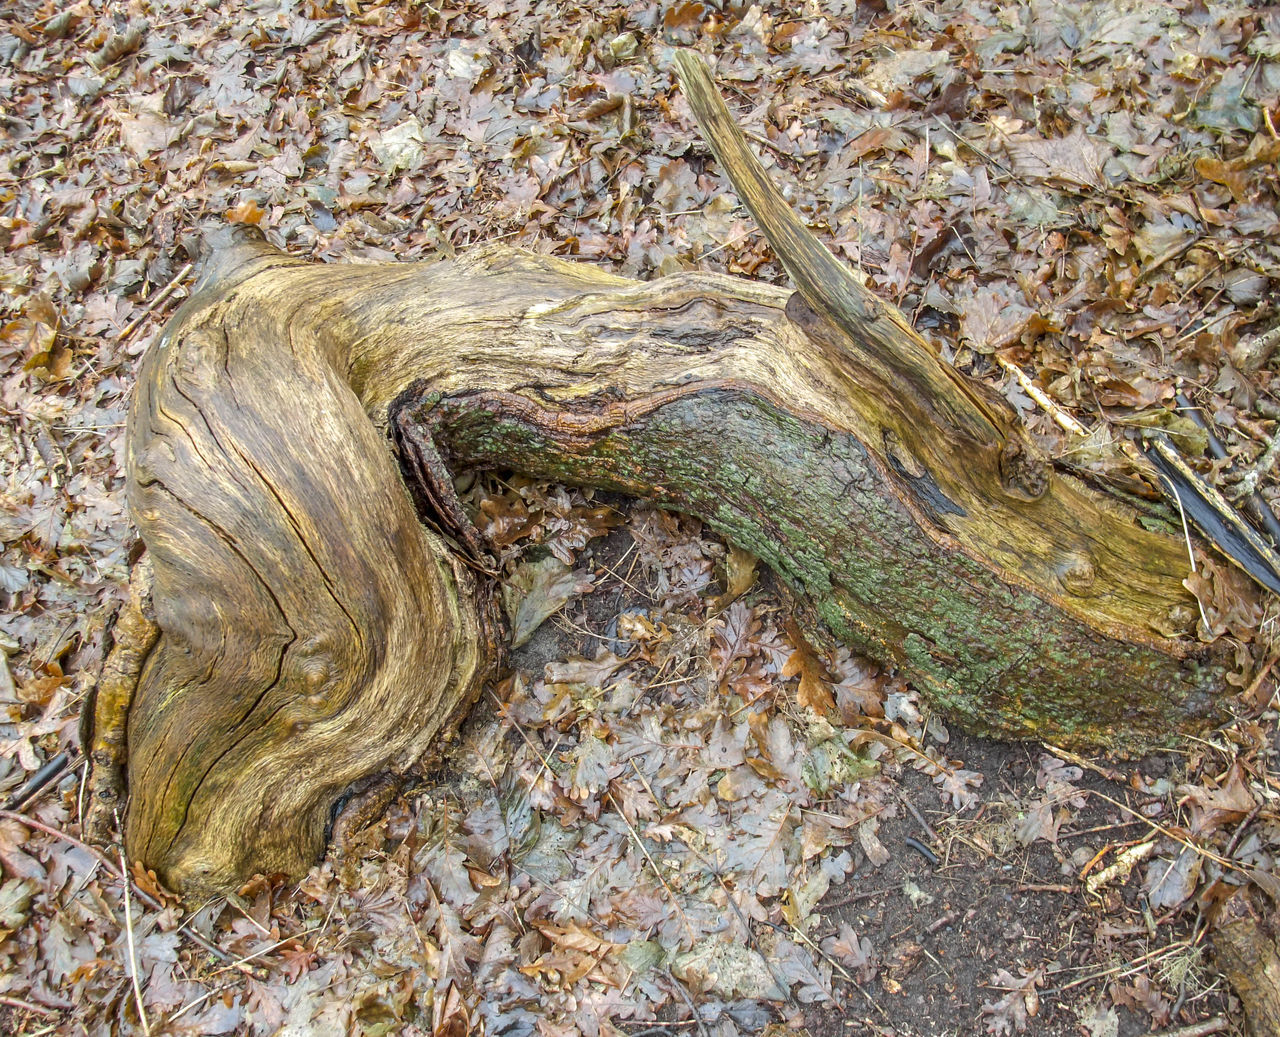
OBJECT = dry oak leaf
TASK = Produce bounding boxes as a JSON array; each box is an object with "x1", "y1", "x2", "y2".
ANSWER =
[
  {"x1": 821, "y1": 920, "x2": 876, "y2": 980},
  {"x1": 479, "y1": 491, "x2": 542, "y2": 548},
  {"x1": 1177, "y1": 759, "x2": 1257, "y2": 837},
  {"x1": 981, "y1": 966, "x2": 1044, "y2": 1034},
  {"x1": 1003, "y1": 126, "x2": 1110, "y2": 191},
  {"x1": 782, "y1": 621, "x2": 836, "y2": 715},
  {"x1": 225, "y1": 198, "x2": 265, "y2": 225},
  {"x1": 1194, "y1": 134, "x2": 1280, "y2": 203}
]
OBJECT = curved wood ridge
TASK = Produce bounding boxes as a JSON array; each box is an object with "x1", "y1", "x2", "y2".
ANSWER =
[
  {"x1": 102, "y1": 55, "x2": 1242, "y2": 894},
  {"x1": 119, "y1": 248, "x2": 492, "y2": 893}
]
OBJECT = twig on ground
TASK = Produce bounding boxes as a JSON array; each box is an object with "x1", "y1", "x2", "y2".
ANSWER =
[
  {"x1": 115, "y1": 813, "x2": 151, "y2": 1037},
  {"x1": 0, "y1": 809, "x2": 235, "y2": 965},
  {"x1": 1041, "y1": 939, "x2": 1193, "y2": 995},
  {"x1": 1175, "y1": 390, "x2": 1280, "y2": 546},
  {"x1": 822, "y1": 888, "x2": 894, "y2": 909},
  {"x1": 995, "y1": 355, "x2": 1090, "y2": 437},
  {"x1": 210, "y1": 926, "x2": 322, "y2": 976},
  {"x1": 1239, "y1": 652, "x2": 1279, "y2": 714},
  {"x1": 487, "y1": 686, "x2": 561, "y2": 781},
  {"x1": 1085, "y1": 790, "x2": 1241, "y2": 871},
  {"x1": 663, "y1": 969, "x2": 712, "y2": 1037},
  {"x1": 742, "y1": 127, "x2": 818, "y2": 161},
  {"x1": 168, "y1": 984, "x2": 234, "y2": 1025},
  {"x1": 931, "y1": 117, "x2": 1017, "y2": 179},
  {"x1": 895, "y1": 787, "x2": 942, "y2": 845},
  {"x1": 2, "y1": 750, "x2": 77, "y2": 812},
  {"x1": 608, "y1": 788, "x2": 700, "y2": 947},
  {"x1": 1043, "y1": 743, "x2": 1125, "y2": 782},
  {"x1": 1138, "y1": 1016, "x2": 1230, "y2": 1037},
  {"x1": 1221, "y1": 804, "x2": 1263, "y2": 859},
  {"x1": 118, "y1": 262, "x2": 194, "y2": 342},
  {"x1": 0, "y1": 995, "x2": 57, "y2": 1017}
]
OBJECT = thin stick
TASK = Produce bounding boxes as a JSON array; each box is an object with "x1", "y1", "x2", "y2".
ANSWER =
[
  {"x1": 608, "y1": 788, "x2": 699, "y2": 946},
  {"x1": 632, "y1": 764, "x2": 804, "y2": 1010},
  {"x1": 1138, "y1": 1017, "x2": 1229, "y2": 1037},
  {"x1": 1042, "y1": 743, "x2": 1125, "y2": 782},
  {"x1": 931, "y1": 116, "x2": 1017, "y2": 179},
  {"x1": 487, "y1": 687, "x2": 560, "y2": 780},
  {"x1": 0, "y1": 808, "x2": 123, "y2": 873},
  {"x1": 1221, "y1": 804, "x2": 1262, "y2": 859},
  {"x1": 663, "y1": 969, "x2": 712, "y2": 1037},
  {"x1": 895, "y1": 787, "x2": 941, "y2": 844},
  {"x1": 118, "y1": 262, "x2": 194, "y2": 342},
  {"x1": 168, "y1": 984, "x2": 231, "y2": 1024},
  {"x1": 1041, "y1": 939, "x2": 1192, "y2": 994},
  {"x1": 0, "y1": 995, "x2": 57, "y2": 1017},
  {"x1": 115, "y1": 814, "x2": 151, "y2": 1037},
  {"x1": 995, "y1": 355, "x2": 1089, "y2": 436},
  {"x1": 210, "y1": 925, "x2": 322, "y2": 976},
  {"x1": 1086, "y1": 791, "x2": 1239, "y2": 871},
  {"x1": 1162, "y1": 474, "x2": 1212, "y2": 631}
]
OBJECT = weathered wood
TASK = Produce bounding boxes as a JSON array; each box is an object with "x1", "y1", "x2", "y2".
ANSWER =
[
  {"x1": 112, "y1": 256, "x2": 495, "y2": 892},
  {"x1": 91, "y1": 54, "x2": 1247, "y2": 897},
  {"x1": 1213, "y1": 886, "x2": 1280, "y2": 1036}
]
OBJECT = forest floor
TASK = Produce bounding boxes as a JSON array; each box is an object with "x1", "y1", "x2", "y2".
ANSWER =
[{"x1": 2, "y1": 0, "x2": 1279, "y2": 1034}]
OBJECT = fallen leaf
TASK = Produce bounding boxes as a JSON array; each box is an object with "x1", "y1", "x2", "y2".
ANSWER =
[
  {"x1": 783, "y1": 621, "x2": 835, "y2": 715},
  {"x1": 1178, "y1": 760, "x2": 1257, "y2": 836},
  {"x1": 821, "y1": 920, "x2": 876, "y2": 980},
  {"x1": 1004, "y1": 127, "x2": 1110, "y2": 190},
  {"x1": 225, "y1": 199, "x2": 265, "y2": 225},
  {"x1": 1143, "y1": 846, "x2": 1201, "y2": 912},
  {"x1": 981, "y1": 966, "x2": 1043, "y2": 1034},
  {"x1": 502, "y1": 555, "x2": 594, "y2": 647}
]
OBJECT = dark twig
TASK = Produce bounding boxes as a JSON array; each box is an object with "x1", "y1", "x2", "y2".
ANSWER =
[
  {"x1": 895, "y1": 787, "x2": 941, "y2": 846},
  {"x1": 1222, "y1": 804, "x2": 1263, "y2": 860},
  {"x1": 1176, "y1": 390, "x2": 1280, "y2": 546},
  {"x1": 663, "y1": 970, "x2": 711, "y2": 1037},
  {"x1": 1137, "y1": 1017, "x2": 1229, "y2": 1037},
  {"x1": 3, "y1": 750, "x2": 76, "y2": 811},
  {"x1": 118, "y1": 262, "x2": 194, "y2": 343}
]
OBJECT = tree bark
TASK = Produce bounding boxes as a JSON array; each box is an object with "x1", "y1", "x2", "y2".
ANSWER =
[{"x1": 88, "y1": 53, "x2": 1247, "y2": 897}]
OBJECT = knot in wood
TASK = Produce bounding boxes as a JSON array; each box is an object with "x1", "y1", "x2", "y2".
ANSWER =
[
  {"x1": 300, "y1": 656, "x2": 331, "y2": 692},
  {"x1": 134, "y1": 439, "x2": 177, "y2": 487},
  {"x1": 297, "y1": 642, "x2": 335, "y2": 710},
  {"x1": 1057, "y1": 554, "x2": 1096, "y2": 595},
  {"x1": 997, "y1": 438, "x2": 1049, "y2": 501},
  {"x1": 172, "y1": 326, "x2": 229, "y2": 393}
]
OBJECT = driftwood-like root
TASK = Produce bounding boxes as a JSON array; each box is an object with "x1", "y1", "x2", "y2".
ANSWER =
[
  {"x1": 92, "y1": 55, "x2": 1250, "y2": 897},
  {"x1": 103, "y1": 231, "x2": 1238, "y2": 896}
]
